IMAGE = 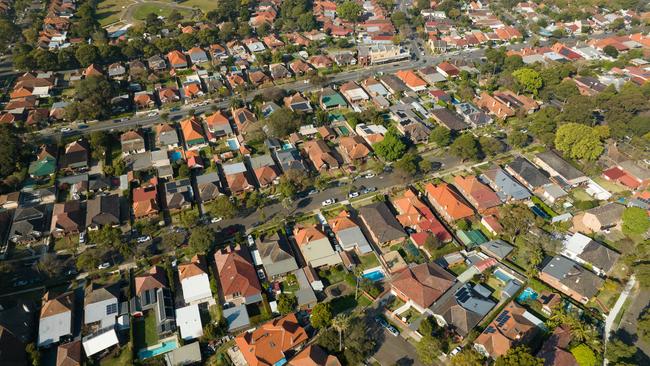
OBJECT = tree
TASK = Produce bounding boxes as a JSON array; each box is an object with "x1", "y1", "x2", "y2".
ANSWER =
[
  {"x1": 310, "y1": 302, "x2": 333, "y2": 329},
  {"x1": 507, "y1": 131, "x2": 530, "y2": 148},
  {"x1": 418, "y1": 316, "x2": 439, "y2": 338},
  {"x1": 603, "y1": 45, "x2": 619, "y2": 58},
  {"x1": 498, "y1": 204, "x2": 536, "y2": 241},
  {"x1": 208, "y1": 196, "x2": 238, "y2": 219},
  {"x1": 555, "y1": 123, "x2": 608, "y2": 161},
  {"x1": 373, "y1": 130, "x2": 407, "y2": 161},
  {"x1": 26, "y1": 342, "x2": 41, "y2": 366},
  {"x1": 416, "y1": 336, "x2": 442, "y2": 365},
  {"x1": 337, "y1": 1, "x2": 363, "y2": 22},
  {"x1": 89, "y1": 131, "x2": 108, "y2": 160},
  {"x1": 513, "y1": 68, "x2": 543, "y2": 96},
  {"x1": 75, "y1": 44, "x2": 99, "y2": 67},
  {"x1": 88, "y1": 225, "x2": 121, "y2": 248},
  {"x1": 450, "y1": 349, "x2": 485, "y2": 366},
  {"x1": 637, "y1": 308, "x2": 650, "y2": 344},
  {"x1": 622, "y1": 207, "x2": 650, "y2": 236},
  {"x1": 277, "y1": 293, "x2": 297, "y2": 314},
  {"x1": 37, "y1": 253, "x2": 67, "y2": 279},
  {"x1": 0, "y1": 125, "x2": 23, "y2": 179},
  {"x1": 571, "y1": 344, "x2": 597, "y2": 366},
  {"x1": 331, "y1": 314, "x2": 351, "y2": 351},
  {"x1": 266, "y1": 108, "x2": 301, "y2": 137},
  {"x1": 395, "y1": 152, "x2": 419, "y2": 177},
  {"x1": 391, "y1": 11, "x2": 408, "y2": 28},
  {"x1": 429, "y1": 126, "x2": 451, "y2": 147},
  {"x1": 479, "y1": 135, "x2": 504, "y2": 156},
  {"x1": 188, "y1": 227, "x2": 215, "y2": 254},
  {"x1": 605, "y1": 338, "x2": 637, "y2": 364},
  {"x1": 450, "y1": 133, "x2": 481, "y2": 161},
  {"x1": 495, "y1": 346, "x2": 543, "y2": 366}
]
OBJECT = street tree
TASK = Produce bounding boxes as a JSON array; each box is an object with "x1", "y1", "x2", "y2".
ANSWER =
[
  {"x1": 429, "y1": 125, "x2": 452, "y2": 147},
  {"x1": 188, "y1": 227, "x2": 215, "y2": 255},
  {"x1": 416, "y1": 336, "x2": 442, "y2": 365},
  {"x1": 310, "y1": 302, "x2": 333, "y2": 328},
  {"x1": 450, "y1": 133, "x2": 481, "y2": 161},
  {"x1": 208, "y1": 196, "x2": 238, "y2": 219},
  {"x1": 450, "y1": 349, "x2": 485, "y2": 366},
  {"x1": 373, "y1": 130, "x2": 407, "y2": 161}
]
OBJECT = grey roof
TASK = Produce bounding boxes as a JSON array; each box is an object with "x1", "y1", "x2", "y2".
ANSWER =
[
  {"x1": 294, "y1": 269, "x2": 317, "y2": 307},
  {"x1": 335, "y1": 226, "x2": 373, "y2": 254},
  {"x1": 222, "y1": 162, "x2": 247, "y2": 176},
  {"x1": 502, "y1": 279, "x2": 522, "y2": 299},
  {"x1": 156, "y1": 127, "x2": 179, "y2": 147},
  {"x1": 584, "y1": 203, "x2": 625, "y2": 227},
  {"x1": 580, "y1": 240, "x2": 620, "y2": 274},
  {"x1": 223, "y1": 304, "x2": 250, "y2": 331},
  {"x1": 379, "y1": 74, "x2": 407, "y2": 93},
  {"x1": 167, "y1": 342, "x2": 202, "y2": 366},
  {"x1": 249, "y1": 154, "x2": 276, "y2": 170},
  {"x1": 85, "y1": 284, "x2": 118, "y2": 305},
  {"x1": 618, "y1": 160, "x2": 650, "y2": 180},
  {"x1": 430, "y1": 282, "x2": 495, "y2": 337},
  {"x1": 196, "y1": 172, "x2": 222, "y2": 202},
  {"x1": 535, "y1": 150, "x2": 586, "y2": 181},
  {"x1": 86, "y1": 194, "x2": 120, "y2": 227},
  {"x1": 480, "y1": 165, "x2": 531, "y2": 200},
  {"x1": 9, "y1": 205, "x2": 48, "y2": 243},
  {"x1": 358, "y1": 202, "x2": 406, "y2": 244},
  {"x1": 430, "y1": 108, "x2": 469, "y2": 131},
  {"x1": 165, "y1": 179, "x2": 193, "y2": 209},
  {"x1": 274, "y1": 148, "x2": 306, "y2": 173},
  {"x1": 506, "y1": 156, "x2": 551, "y2": 188},
  {"x1": 258, "y1": 233, "x2": 299, "y2": 277},
  {"x1": 479, "y1": 240, "x2": 514, "y2": 260},
  {"x1": 541, "y1": 256, "x2": 604, "y2": 299},
  {"x1": 123, "y1": 152, "x2": 152, "y2": 172}
]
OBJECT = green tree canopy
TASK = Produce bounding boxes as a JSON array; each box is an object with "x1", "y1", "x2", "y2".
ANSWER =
[
  {"x1": 570, "y1": 344, "x2": 598, "y2": 366},
  {"x1": 188, "y1": 227, "x2": 215, "y2": 255},
  {"x1": 495, "y1": 346, "x2": 543, "y2": 366},
  {"x1": 555, "y1": 123, "x2": 609, "y2": 161},
  {"x1": 373, "y1": 130, "x2": 407, "y2": 161},
  {"x1": 450, "y1": 133, "x2": 481, "y2": 161},
  {"x1": 513, "y1": 68, "x2": 543, "y2": 96},
  {"x1": 429, "y1": 126, "x2": 452, "y2": 147},
  {"x1": 310, "y1": 302, "x2": 333, "y2": 328},
  {"x1": 337, "y1": 1, "x2": 363, "y2": 22},
  {"x1": 450, "y1": 348, "x2": 485, "y2": 366},
  {"x1": 416, "y1": 336, "x2": 442, "y2": 365},
  {"x1": 278, "y1": 293, "x2": 297, "y2": 314}
]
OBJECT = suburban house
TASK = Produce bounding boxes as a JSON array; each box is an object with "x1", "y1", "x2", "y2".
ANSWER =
[
  {"x1": 275, "y1": 148, "x2": 307, "y2": 173},
  {"x1": 234, "y1": 313, "x2": 308, "y2": 366},
  {"x1": 319, "y1": 87, "x2": 348, "y2": 110},
  {"x1": 132, "y1": 182, "x2": 159, "y2": 219},
  {"x1": 536, "y1": 326, "x2": 578, "y2": 366},
  {"x1": 50, "y1": 200, "x2": 84, "y2": 238},
  {"x1": 436, "y1": 61, "x2": 460, "y2": 78},
  {"x1": 178, "y1": 255, "x2": 215, "y2": 306},
  {"x1": 82, "y1": 284, "x2": 121, "y2": 357},
  {"x1": 56, "y1": 341, "x2": 82, "y2": 366},
  {"x1": 195, "y1": 172, "x2": 222, "y2": 202},
  {"x1": 395, "y1": 70, "x2": 428, "y2": 92},
  {"x1": 479, "y1": 240, "x2": 514, "y2": 260},
  {"x1": 120, "y1": 130, "x2": 146, "y2": 156},
  {"x1": 602, "y1": 160, "x2": 650, "y2": 190},
  {"x1": 9, "y1": 205, "x2": 49, "y2": 244},
  {"x1": 430, "y1": 108, "x2": 469, "y2": 132},
  {"x1": 474, "y1": 92, "x2": 515, "y2": 119},
  {"x1": 453, "y1": 175, "x2": 501, "y2": 212},
  {"x1": 572, "y1": 203, "x2": 625, "y2": 234},
  {"x1": 86, "y1": 194, "x2": 120, "y2": 229},
  {"x1": 431, "y1": 283, "x2": 496, "y2": 338},
  {"x1": 164, "y1": 179, "x2": 194, "y2": 211},
  {"x1": 157, "y1": 87, "x2": 180, "y2": 104},
  {"x1": 28, "y1": 145, "x2": 57, "y2": 179},
  {"x1": 187, "y1": 47, "x2": 209, "y2": 64},
  {"x1": 155, "y1": 123, "x2": 180, "y2": 150},
  {"x1": 204, "y1": 111, "x2": 233, "y2": 140},
  {"x1": 231, "y1": 107, "x2": 258, "y2": 135},
  {"x1": 257, "y1": 232, "x2": 299, "y2": 278},
  {"x1": 480, "y1": 164, "x2": 531, "y2": 201},
  {"x1": 180, "y1": 117, "x2": 208, "y2": 150},
  {"x1": 303, "y1": 140, "x2": 340, "y2": 171},
  {"x1": 505, "y1": 157, "x2": 551, "y2": 191},
  {"x1": 147, "y1": 55, "x2": 167, "y2": 71},
  {"x1": 328, "y1": 210, "x2": 373, "y2": 254},
  {"x1": 289, "y1": 344, "x2": 341, "y2": 366},
  {"x1": 534, "y1": 151, "x2": 588, "y2": 187},
  {"x1": 215, "y1": 245, "x2": 262, "y2": 309},
  {"x1": 175, "y1": 304, "x2": 203, "y2": 341},
  {"x1": 249, "y1": 154, "x2": 281, "y2": 188},
  {"x1": 538, "y1": 256, "x2": 604, "y2": 304},
  {"x1": 294, "y1": 225, "x2": 342, "y2": 268},
  {"x1": 223, "y1": 162, "x2": 255, "y2": 194},
  {"x1": 167, "y1": 50, "x2": 188, "y2": 69},
  {"x1": 62, "y1": 140, "x2": 89, "y2": 171},
  {"x1": 392, "y1": 188, "x2": 452, "y2": 244},
  {"x1": 561, "y1": 233, "x2": 620, "y2": 276},
  {"x1": 390, "y1": 262, "x2": 455, "y2": 313},
  {"x1": 131, "y1": 266, "x2": 168, "y2": 315},
  {"x1": 424, "y1": 183, "x2": 474, "y2": 223},
  {"x1": 358, "y1": 201, "x2": 407, "y2": 247},
  {"x1": 284, "y1": 93, "x2": 313, "y2": 113},
  {"x1": 338, "y1": 136, "x2": 371, "y2": 164},
  {"x1": 38, "y1": 291, "x2": 74, "y2": 348},
  {"x1": 339, "y1": 81, "x2": 370, "y2": 104},
  {"x1": 474, "y1": 302, "x2": 543, "y2": 359},
  {"x1": 133, "y1": 91, "x2": 155, "y2": 110}
]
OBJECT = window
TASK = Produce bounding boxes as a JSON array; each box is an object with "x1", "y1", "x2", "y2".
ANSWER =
[{"x1": 106, "y1": 303, "x2": 118, "y2": 315}]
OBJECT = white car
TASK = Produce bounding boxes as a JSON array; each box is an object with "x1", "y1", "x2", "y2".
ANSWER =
[
  {"x1": 60, "y1": 127, "x2": 72, "y2": 133},
  {"x1": 348, "y1": 191, "x2": 360, "y2": 198},
  {"x1": 322, "y1": 198, "x2": 336, "y2": 206},
  {"x1": 257, "y1": 269, "x2": 266, "y2": 280},
  {"x1": 211, "y1": 217, "x2": 223, "y2": 223},
  {"x1": 147, "y1": 111, "x2": 158, "y2": 117},
  {"x1": 98, "y1": 262, "x2": 110, "y2": 270},
  {"x1": 79, "y1": 231, "x2": 86, "y2": 244},
  {"x1": 364, "y1": 173, "x2": 375, "y2": 179},
  {"x1": 450, "y1": 346, "x2": 462, "y2": 357},
  {"x1": 247, "y1": 235, "x2": 255, "y2": 246},
  {"x1": 137, "y1": 235, "x2": 151, "y2": 243}
]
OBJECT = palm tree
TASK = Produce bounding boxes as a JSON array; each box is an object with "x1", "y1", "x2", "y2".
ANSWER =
[{"x1": 331, "y1": 314, "x2": 350, "y2": 352}]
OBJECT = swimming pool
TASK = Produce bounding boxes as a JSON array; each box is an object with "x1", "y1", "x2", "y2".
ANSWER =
[
  {"x1": 493, "y1": 269, "x2": 514, "y2": 283},
  {"x1": 226, "y1": 138, "x2": 240, "y2": 151},
  {"x1": 138, "y1": 340, "x2": 178, "y2": 359},
  {"x1": 531, "y1": 205, "x2": 551, "y2": 220},
  {"x1": 282, "y1": 143, "x2": 294, "y2": 150},
  {"x1": 362, "y1": 267, "x2": 385, "y2": 282},
  {"x1": 517, "y1": 287, "x2": 538, "y2": 303},
  {"x1": 170, "y1": 151, "x2": 182, "y2": 162}
]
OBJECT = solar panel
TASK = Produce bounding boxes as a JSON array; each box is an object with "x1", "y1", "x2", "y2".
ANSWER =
[{"x1": 485, "y1": 326, "x2": 495, "y2": 333}]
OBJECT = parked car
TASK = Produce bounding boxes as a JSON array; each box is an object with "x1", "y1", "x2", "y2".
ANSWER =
[
  {"x1": 348, "y1": 191, "x2": 360, "y2": 198},
  {"x1": 60, "y1": 127, "x2": 71, "y2": 133},
  {"x1": 257, "y1": 269, "x2": 266, "y2": 280},
  {"x1": 450, "y1": 346, "x2": 462, "y2": 357},
  {"x1": 361, "y1": 187, "x2": 376, "y2": 194},
  {"x1": 137, "y1": 235, "x2": 151, "y2": 243},
  {"x1": 147, "y1": 111, "x2": 158, "y2": 117},
  {"x1": 247, "y1": 235, "x2": 255, "y2": 246},
  {"x1": 211, "y1": 217, "x2": 223, "y2": 223},
  {"x1": 375, "y1": 316, "x2": 399, "y2": 336},
  {"x1": 79, "y1": 231, "x2": 86, "y2": 244},
  {"x1": 321, "y1": 198, "x2": 336, "y2": 206},
  {"x1": 364, "y1": 173, "x2": 375, "y2": 178},
  {"x1": 98, "y1": 262, "x2": 110, "y2": 270}
]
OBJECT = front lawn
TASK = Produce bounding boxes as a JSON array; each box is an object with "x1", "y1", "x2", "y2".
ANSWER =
[
  {"x1": 133, "y1": 311, "x2": 159, "y2": 350},
  {"x1": 386, "y1": 296, "x2": 405, "y2": 312}
]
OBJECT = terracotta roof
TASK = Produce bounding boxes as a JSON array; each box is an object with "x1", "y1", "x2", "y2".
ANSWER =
[
  {"x1": 329, "y1": 211, "x2": 358, "y2": 232},
  {"x1": 293, "y1": 225, "x2": 327, "y2": 246},
  {"x1": 235, "y1": 313, "x2": 308, "y2": 366},
  {"x1": 120, "y1": 130, "x2": 143, "y2": 142},
  {"x1": 393, "y1": 188, "x2": 451, "y2": 242},
  {"x1": 179, "y1": 255, "x2": 207, "y2": 281},
  {"x1": 339, "y1": 136, "x2": 371, "y2": 160},
  {"x1": 167, "y1": 50, "x2": 187, "y2": 67},
  {"x1": 56, "y1": 340, "x2": 81, "y2": 366},
  {"x1": 395, "y1": 70, "x2": 427, "y2": 88},
  {"x1": 475, "y1": 302, "x2": 538, "y2": 358},
  {"x1": 205, "y1": 111, "x2": 230, "y2": 127},
  {"x1": 254, "y1": 165, "x2": 280, "y2": 187},
  {"x1": 391, "y1": 262, "x2": 455, "y2": 309},
  {"x1": 289, "y1": 345, "x2": 341, "y2": 366},
  {"x1": 134, "y1": 266, "x2": 168, "y2": 295},
  {"x1": 215, "y1": 246, "x2": 262, "y2": 298},
  {"x1": 41, "y1": 292, "x2": 73, "y2": 318},
  {"x1": 424, "y1": 183, "x2": 474, "y2": 220},
  {"x1": 453, "y1": 175, "x2": 501, "y2": 211},
  {"x1": 180, "y1": 116, "x2": 206, "y2": 142}
]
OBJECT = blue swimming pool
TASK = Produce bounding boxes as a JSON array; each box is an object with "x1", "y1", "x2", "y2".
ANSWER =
[
  {"x1": 531, "y1": 205, "x2": 551, "y2": 220},
  {"x1": 138, "y1": 341, "x2": 178, "y2": 360},
  {"x1": 227, "y1": 138, "x2": 239, "y2": 151},
  {"x1": 282, "y1": 143, "x2": 294, "y2": 150},
  {"x1": 362, "y1": 269, "x2": 385, "y2": 282},
  {"x1": 494, "y1": 269, "x2": 514, "y2": 283},
  {"x1": 170, "y1": 151, "x2": 182, "y2": 162},
  {"x1": 517, "y1": 287, "x2": 538, "y2": 303}
]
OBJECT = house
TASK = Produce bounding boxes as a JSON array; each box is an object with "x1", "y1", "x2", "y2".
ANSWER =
[
  {"x1": 50, "y1": 201, "x2": 83, "y2": 238},
  {"x1": 167, "y1": 50, "x2": 188, "y2": 69},
  {"x1": 539, "y1": 256, "x2": 604, "y2": 304},
  {"x1": 479, "y1": 240, "x2": 514, "y2": 260},
  {"x1": 175, "y1": 304, "x2": 203, "y2": 341},
  {"x1": 424, "y1": 183, "x2": 474, "y2": 222},
  {"x1": 231, "y1": 107, "x2": 258, "y2": 135},
  {"x1": 357, "y1": 44, "x2": 409, "y2": 66},
  {"x1": 339, "y1": 81, "x2": 370, "y2": 104},
  {"x1": 293, "y1": 268, "x2": 318, "y2": 309},
  {"x1": 234, "y1": 313, "x2": 308, "y2": 366},
  {"x1": 333, "y1": 52, "x2": 356, "y2": 67},
  {"x1": 474, "y1": 92, "x2": 515, "y2": 119},
  {"x1": 430, "y1": 283, "x2": 496, "y2": 337},
  {"x1": 395, "y1": 70, "x2": 428, "y2": 92},
  {"x1": 28, "y1": 145, "x2": 57, "y2": 179},
  {"x1": 121, "y1": 130, "x2": 146, "y2": 156},
  {"x1": 187, "y1": 47, "x2": 209, "y2": 64},
  {"x1": 183, "y1": 82, "x2": 204, "y2": 99},
  {"x1": 358, "y1": 201, "x2": 406, "y2": 247},
  {"x1": 430, "y1": 108, "x2": 469, "y2": 131},
  {"x1": 284, "y1": 92, "x2": 313, "y2": 113},
  {"x1": 572, "y1": 203, "x2": 625, "y2": 234},
  {"x1": 319, "y1": 87, "x2": 348, "y2": 110},
  {"x1": 204, "y1": 111, "x2": 233, "y2": 139},
  {"x1": 602, "y1": 160, "x2": 650, "y2": 190},
  {"x1": 275, "y1": 148, "x2": 307, "y2": 173},
  {"x1": 390, "y1": 262, "x2": 455, "y2": 312},
  {"x1": 250, "y1": 154, "x2": 280, "y2": 188},
  {"x1": 505, "y1": 156, "x2": 551, "y2": 191},
  {"x1": 86, "y1": 194, "x2": 120, "y2": 229},
  {"x1": 62, "y1": 140, "x2": 89, "y2": 170},
  {"x1": 164, "y1": 179, "x2": 193, "y2": 211},
  {"x1": 248, "y1": 70, "x2": 271, "y2": 87},
  {"x1": 289, "y1": 344, "x2": 341, "y2": 366},
  {"x1": 223, "y1": 162, "x2": 255, "y2": 194},
  {"x1": 329, "y1": 210, "x2": 373, "y2": 254},
  {"x1": 108, "y1": 62, "x2": 126, "y2": 79},
  {"x1": 309, "y1": 55, "x2": 333, "y2": 69},
  {"x1": 155, "y1": 123, "x2": 180, "y2": 150},
  {"x1": 436, "y1": 62, "x2": 460, "y2": 78},
  {"x1": 179, "y1": 255, "x2": 215, "y2": 306},
  {"x1": 157, "y1": 87, "x2": 180, "y2": 104},
  {"x1": 147, "y1": 55, "x2": 167, "y2": 71},
  {"x1": 56, "y1": 340, "x2": 81, "y2": 366},
  {"x1": 132, "y1": 180, "x2": 159, "y2": 219},
  {"x1": 180, "y1": 116, "x2": 207, "y2": 149},
  {"x1": 338, "y1": 136, "x2": 371, "y2": 163},
  {"x1": 453, "y1": 175, "x2": 501, "y2": 212},
  {"x1": 37, "y1": 291, "x2": 74, "y2": 347},
  {"x1": 195, "y1": 172, "x2": 222, "y2": 202},
  {"x1": 132, "y1": 266, "x2": 168, "y2": 315},
  {"x1": 294, "y1": 225, "x2": 342, "y2": 268},
  {"x1": 9, "y1": 205, "x2": 49, "y2": 244},
  {"x1": 303, "y1": 140, "x2": 340, "y2": 171},
  {"x1": 379, "y1": 74, "x2": 407, "y2": 94},
  {"x1": 573, "y1": 76, "x2": 607, "y2": 96},
  {"x1": 480, "y1": 164, "x2": 531, "y2": 201},
  {"x1": 392, "y1": 188, "x2": 452, "y2": 243},
  {"x1": 269, "y1": 63, "x2": 291, "y2": 80},
  {"x1": 474, "y1": 302, "x2": 542, "y2": 359},
  {"x1": 257, "y1": 232, "x2": 299, "y2": 278},
  {"x1": 133, "y1": 92, "x2": 155, "y2": 110},
  {"x1": 215, "y1": 245, "x2": 262, "y2": 306},
  {"x1": 534, "y1": 151, "x2": 588, "y2": 187},
  {"x1": 289, "y1": 59, "x2": 313, "y2": 75},
  {"x1": 83, "y1": 286, "x2": 121, "y2": 348},
  {"x1": 561, "y1": 233, "x2": 620, "y2": 276},
  {"x1": 536, "y1": 326, "x2": 578, "y2": 366},
  {"x1": 398, "y1": 122, "x2": 430, "y2": 144}
]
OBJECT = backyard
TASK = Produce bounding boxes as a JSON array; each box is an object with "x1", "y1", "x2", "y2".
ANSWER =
[
  {"x1": 358, "y1": 252, "x2": 380, "y2": 270},
  {"x1": 133, "y1": 311, "x2": 159, "y2": 350},
  {"x1": 329, "y1": 293, "x2": 372, "y2": 315},
  {"x1": 100, "y1": 343, "x2": 133, "y2": 366},
  {"x1": 318, "y1": 265, "x2": 348, "y2": 286}
]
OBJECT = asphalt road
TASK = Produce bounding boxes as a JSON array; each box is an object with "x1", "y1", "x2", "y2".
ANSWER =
[{"x1": 618, "y1": 284, "x2": 650, "y2": 360}]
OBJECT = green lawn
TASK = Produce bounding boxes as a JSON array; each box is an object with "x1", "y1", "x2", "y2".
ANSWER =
[
  {"x1": 358, "y1": 252, "x2": 380, "y2": 270},
  {"x1": 329, "y1": 295, "x2": 359, "y2": 315},
  {"x1": 96, "y1": 0, "x2": 132, "y2": 26},
  {"x1": 449, "y1": 263, "x2": 468, "y2": 276},
  {"x1": 131, "y1": 3, "x2": 192, "y2": 21},
  {"x1": 133, "y1": 311, "x2": 159, "y2": 350},
  {"x1": 386, "y1": 296, "x2": 405, "y2": 312},
  {"x1": 54, "y1": 234, "x2": 78, "y2": 252},
  {"x1": 100, "y1": 343, "x2": 133, "y2": 366},
  {"x1": 592, "y1": 176, "x2": 628, "y2": 194},
  {"x1": 319, "y1": 265, "x2": 347, "y2": 286},
  {"x1": 570, "y1": 188, "x2": 593, "y2": 202}
]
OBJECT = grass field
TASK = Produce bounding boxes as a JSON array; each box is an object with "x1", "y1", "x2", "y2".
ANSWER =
[
  {"x1": 131, "y1": 3, "x2": 192, "y2": 21},
  {"x1": 176, "y1": 0, "x2": 219, "y2": 10},
  {"x1": 97, "y1": 0, "x2": 132, "y2": 26},
  {"x1": 593, "y1": 176, "x2": 628, "y2": 194}
]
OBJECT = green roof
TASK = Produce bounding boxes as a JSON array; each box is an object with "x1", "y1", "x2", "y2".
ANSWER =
[
  {"x1": 456, "y1": 230, "x2": 488, "y2": 247},
  {"x1": 321, "y1": 92, "x2": 347, "y2": 108},
  {"x1": 28, "y1": 156, "x2": 56, "y2": 177}
]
